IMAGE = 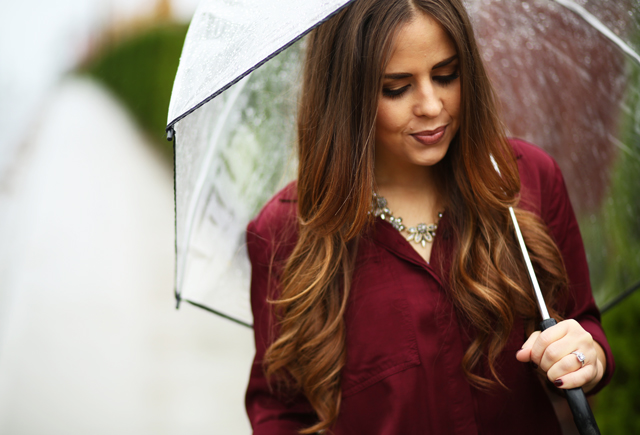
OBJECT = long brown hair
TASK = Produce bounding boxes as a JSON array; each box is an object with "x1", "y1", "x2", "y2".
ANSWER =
[{"x1": 264, "y1": 0, "x2": 568, "y2": 433}]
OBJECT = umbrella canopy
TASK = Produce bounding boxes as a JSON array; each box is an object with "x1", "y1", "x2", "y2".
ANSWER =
[
  {"x1": 167, "y1": 0, "x2": 640, "y2": 326},
  {"x1": 167, "y1": 0, "x2": 354, "y2": 326}
]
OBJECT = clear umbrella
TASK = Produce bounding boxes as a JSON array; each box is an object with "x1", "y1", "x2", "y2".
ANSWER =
[
  {"x1": 167, "y1": 0, "x2": 640, "y2": 327},
  {"x1": 167, "y1": 0, "x2": 354, "y2": 327}
]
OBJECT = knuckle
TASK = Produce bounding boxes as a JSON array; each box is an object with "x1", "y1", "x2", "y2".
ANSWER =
[
  {"x1": 545, "y1": 346, "x2": 562, "y2": 362},
  {"x1": 566, "y1": 319, "x2": 579, "y2": 328},
  {"x1": 527, "y1": 331, "x2": 540, "y2": 344},
  {"x1": 538, "y1": 332, "x2": 553, "y2": 347},
  {"x1": 561, "y1": 356, "x2": 576, "y2": 373},
  {"x1": 531, "y1": 350, "x2": 544, "y2": 365},
  {"x1": 546, "y1": 364, "x2": 560, "y2": 381}
]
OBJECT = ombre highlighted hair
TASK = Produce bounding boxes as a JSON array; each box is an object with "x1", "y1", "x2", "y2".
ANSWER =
[{"x1": 263, "y1": 0, "x2": 568, "y2": 433}]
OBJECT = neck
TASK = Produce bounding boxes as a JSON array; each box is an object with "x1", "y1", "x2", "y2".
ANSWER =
[
  {"x1": 375, "y1": 164, "x2": 441, "y2": 205},
  {"x1": 373, "y1": 164, "x2": 444, "y2": 264}
]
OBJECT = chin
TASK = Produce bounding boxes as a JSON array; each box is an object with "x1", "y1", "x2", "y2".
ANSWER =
[{"x1": 412, "y1": 146, "x2": 450, "y2": 167}]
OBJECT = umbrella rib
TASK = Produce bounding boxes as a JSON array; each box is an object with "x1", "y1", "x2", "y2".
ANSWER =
[
  {"x1": 177, "y1": 78, "x2": 249, "y2": 295},
  {"x1": 185, "y1": 299, "x2": 253, "y2": 328},
  {"x1": 553, "y1": 0, "x2": 640, "y2": 66},
  {"x1": 608, "y1": 133, "x2": 640, "y2": 163},
  {"x1": 600, "y1": 279, "x2": 640, "y2": 315}
]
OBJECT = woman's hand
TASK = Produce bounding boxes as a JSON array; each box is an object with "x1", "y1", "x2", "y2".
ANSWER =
[{"x1": 516, "y1": 319, "x2": 606, "y2": 392}]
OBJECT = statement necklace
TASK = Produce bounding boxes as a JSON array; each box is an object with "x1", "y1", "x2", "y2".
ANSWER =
[{"x1": 373, "y1": 193, "x2": 443, "y2": 248}]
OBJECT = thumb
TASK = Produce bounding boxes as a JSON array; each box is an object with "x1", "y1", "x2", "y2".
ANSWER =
[{"x1": 516, "y1": 331, "x2": 540, "y2": 363}]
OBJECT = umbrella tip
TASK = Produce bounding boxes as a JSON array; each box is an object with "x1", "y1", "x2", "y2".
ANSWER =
[
  {"x1": 166, "y1": 127, "x2": 174, "y2": 142},
  {"x1": 175, "y1": 291, "x2": 182, "y2": 310}
]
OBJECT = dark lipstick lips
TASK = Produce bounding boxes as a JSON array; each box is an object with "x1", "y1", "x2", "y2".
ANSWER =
[{"x1": 411, "y1": 125, "x2": 447, "y2": 145}]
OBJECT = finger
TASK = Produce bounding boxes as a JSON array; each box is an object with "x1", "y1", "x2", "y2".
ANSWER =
[
  {"x1": 551, "y1": 363, "x2": 598, "y2": 390},
  {"x1": 521, "y1": 331, "x2": 541, "y2": 350},
  {"x1": 546, "y1": 352, "x2": 586, "y2": 382},
  {"x1": 516, "y1": 331, "x2": 540, "y2": 363},
  {"x1": 531, "y1": 323, "x2": 575, "y2": 372},
  {"x1": 538, "y1": 321, "x2": 595, "y2": 372},
  {"x1": 538, "y1": 337, "x2": 578, "y2": 372}
]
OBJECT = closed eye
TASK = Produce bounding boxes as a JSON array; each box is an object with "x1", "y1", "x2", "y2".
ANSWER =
[
  {"x1": 382, "y1": 84, "x2": 410, "y2": 99},
  {"x1": 433, "y1": 72, "x2": 459, "y2": 86}
]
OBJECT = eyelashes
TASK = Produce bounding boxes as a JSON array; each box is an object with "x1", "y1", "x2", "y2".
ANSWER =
[
  {"x1": 434, "y1": 72, "x2": 460, "y2": 86},
  {"x1": 382, "y1": 85, "x2": 410, "y2": 98},
  {"x1": 382, "y1": 72, "x2": 460, "y2": 99}
]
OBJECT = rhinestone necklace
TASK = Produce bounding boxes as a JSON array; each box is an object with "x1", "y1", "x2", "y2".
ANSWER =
[{"x1": 373, "y1": 193, "x2": 443, "y2": 248}]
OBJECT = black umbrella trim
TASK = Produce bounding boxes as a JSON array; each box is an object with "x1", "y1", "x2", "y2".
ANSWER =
[
  {"x1": 600, "y1": 279, "x2": 640, "y2": 315},
  {"x1": 169, "y1": 125, "x2": 180, "y2": 308},
  {"x1": 185, "y1": 299, "x2": 253, "y2": 328},
  {"x1": 166, "y1": 0, "x2": 357, "y2": 135}
]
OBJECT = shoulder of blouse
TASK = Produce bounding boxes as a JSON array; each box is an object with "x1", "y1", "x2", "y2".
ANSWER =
[
  {"x1": 509, "y1": 137, "x2": 566, "y2": 219},
  {"x1": 509, "y1": 137, "x2": 559, "y2": 178}
]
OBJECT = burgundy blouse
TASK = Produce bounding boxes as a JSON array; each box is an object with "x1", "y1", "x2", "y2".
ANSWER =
[{"x1": 245, "y1": 139, "x2": 614, "y2": 434}]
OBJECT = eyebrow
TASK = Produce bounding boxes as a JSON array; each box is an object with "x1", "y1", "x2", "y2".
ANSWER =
[
  {"x1": 383, "y1": 55, "x2": 459, "y2": 80},
  {"x1": 433, "y1": 54, "x2": 459, "y2": 69},
  {"x1": 384, "y1": 72, "x2": 412, "y2": 80}
]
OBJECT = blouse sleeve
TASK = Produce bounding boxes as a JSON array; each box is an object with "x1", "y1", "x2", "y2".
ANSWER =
[
  {"x1": 245, "y1": 219, "x2": 317, "y2": 434},
  {"x1": 540, "y1": 158, "x2": 615, "y2": 395}
]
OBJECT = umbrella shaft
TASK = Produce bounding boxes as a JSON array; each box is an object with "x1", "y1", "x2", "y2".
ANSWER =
[{"x1": 509, "y1": 207, "x2": 550, "y2": 319}]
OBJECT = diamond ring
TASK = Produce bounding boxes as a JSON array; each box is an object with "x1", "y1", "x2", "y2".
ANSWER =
[{"x1": 571, "y1": 351, "x2": 586, "y2": 368}]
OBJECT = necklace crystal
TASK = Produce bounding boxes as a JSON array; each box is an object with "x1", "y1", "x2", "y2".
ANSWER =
[{"x1": 373, "y1": 193, "x2": 443, "y2": 248}]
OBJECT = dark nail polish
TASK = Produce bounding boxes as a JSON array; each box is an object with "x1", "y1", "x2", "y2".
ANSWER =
[{"x1": 554, "y1": 379, "x2": 563, "y2": 387}]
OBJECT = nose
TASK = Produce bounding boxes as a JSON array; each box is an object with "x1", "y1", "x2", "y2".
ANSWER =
[{"x1": 413, "y1": 83, "x2": 443, "y2": 118}]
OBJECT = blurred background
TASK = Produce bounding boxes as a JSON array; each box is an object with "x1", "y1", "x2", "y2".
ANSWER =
[
  {"x1": 0, "y1": 0, "x2": 253, "y2": 433},
  {"x1": 0, "y1": 0, "x2": 638, "y2": 434}
]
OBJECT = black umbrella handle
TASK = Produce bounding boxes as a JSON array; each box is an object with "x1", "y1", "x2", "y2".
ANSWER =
[{"x1": 540, "y1": 318, "x2": 601, "y2": 435}]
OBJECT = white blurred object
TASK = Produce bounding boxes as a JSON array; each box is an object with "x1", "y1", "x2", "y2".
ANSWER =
[
  {"x1": 0, "y1": 77, "x2": 253, "y2": 435},
  {"x1": 0, "y1": 0, "x2": 200, "y2": 187}
]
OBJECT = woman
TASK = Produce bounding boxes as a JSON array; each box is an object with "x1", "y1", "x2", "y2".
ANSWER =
[{"x1": 245, "y1": 0, "x2": 614, "y2": 433}]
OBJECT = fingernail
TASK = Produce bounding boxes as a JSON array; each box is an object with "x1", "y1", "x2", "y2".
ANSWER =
[{"x1": 554, "y1": 379, "x2": 563, "y2": 387}]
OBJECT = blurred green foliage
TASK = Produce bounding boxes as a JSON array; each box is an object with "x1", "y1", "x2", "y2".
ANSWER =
[
  {"x1": 80, "y1": 22, "x2": 189, "y2": 161},
  {"x1": 586, "y1": 58, "x2": 640, "y2": 432},
  {"x1": 595, "y1": 289, "x2": 640, "y2": 433}
]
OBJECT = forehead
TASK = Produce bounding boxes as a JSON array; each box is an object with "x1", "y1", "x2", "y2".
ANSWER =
[{"x1": 386, "y1": 13, "x2": 457, "y2": 70}]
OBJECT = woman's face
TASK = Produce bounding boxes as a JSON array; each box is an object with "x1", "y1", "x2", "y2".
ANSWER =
[{"x1": 375, "y1": 13, "x2": 461, "y2": 177}]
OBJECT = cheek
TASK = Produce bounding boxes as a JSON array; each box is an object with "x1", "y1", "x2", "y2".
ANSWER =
[
  {"x1": 447, "y1": 86, "x2": 462, "y2": 121},
  {"x1": 375, "y1": 108, "x2": 389, "y2": 138},
  {"x1": 376, "y1": 102, "x2": 404, "y2": 134}
]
